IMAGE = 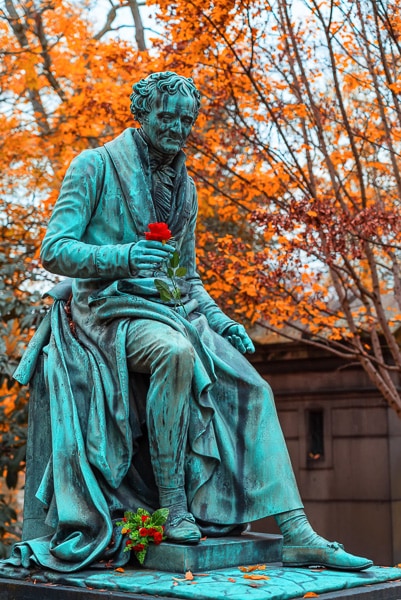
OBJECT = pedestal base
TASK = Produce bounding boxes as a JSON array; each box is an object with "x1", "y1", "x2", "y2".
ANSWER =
[
  {"x1": 143, "y1": 531, "x2": 282, "y2": 572},
  {"x1": 1, "y1": 533, "x2": 401, "y2": 600},
  {"x1": 2, "y1": 566, "x2": 401, "y2": 600}
]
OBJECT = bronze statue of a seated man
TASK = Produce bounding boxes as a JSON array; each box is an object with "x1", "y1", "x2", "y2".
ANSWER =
[{"x1": 9, "y1": 71, "x2": 371, "y2": 573}]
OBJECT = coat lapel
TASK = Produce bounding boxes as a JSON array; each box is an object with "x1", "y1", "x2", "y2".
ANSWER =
[
  {"x1": 104, "y1": 128, "x2": 193, "y2": 240},
  {"x1": 104, "y1": 128, "x2": 156, "y2": 237}
]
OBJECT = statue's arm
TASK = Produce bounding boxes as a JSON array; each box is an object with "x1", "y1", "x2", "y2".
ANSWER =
[{"x1": 40, "y1": 150, "x2": 135, "y2": 279}]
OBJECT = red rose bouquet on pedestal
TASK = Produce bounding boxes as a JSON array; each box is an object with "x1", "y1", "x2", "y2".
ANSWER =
[{"x1": 117, "y1": 507, "x2": 169, "y2": 565}]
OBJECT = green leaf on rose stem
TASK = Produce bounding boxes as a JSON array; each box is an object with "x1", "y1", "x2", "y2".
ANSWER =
[
  {"x1": 152, "y1": 508, "x2": 169, "y2": 526},
  {"x1": 154, "y1": 279, "x2": 171, "y2": 293},
  {"x1": 167, "y1": 267, "x2": 174, "y2": 277},
  {"x1": 172, "y1": 288, "x2": 181, "y2": 300},
  {"x1": 170, "y1": 250, "x2": 180, "y2": 268},
  {"x1": 155, "y1": 279, "x2": 172, "y2": 301},
  {"x1": 136, "y1": 548, "x2": 147, "y2": 565},
  {"x1": 160, "y1": 291, "x2": 172, "y2": 302},
  {"x1": 175, "y1": 266, "x2": 187, "y2": 277}
]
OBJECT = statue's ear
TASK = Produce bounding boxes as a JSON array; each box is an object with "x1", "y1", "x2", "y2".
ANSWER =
[{"x1": 136, "y1": 111, "x2": 148, "y2": 125}]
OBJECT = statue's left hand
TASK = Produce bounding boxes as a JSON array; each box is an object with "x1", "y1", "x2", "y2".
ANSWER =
[{"x1": 223, "y1": 324, "x2": 255, "y2": 354}]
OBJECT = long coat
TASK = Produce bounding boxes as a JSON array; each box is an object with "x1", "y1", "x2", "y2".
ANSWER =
[{"x1": 10, "y1": 129, "x2": 302, "y2": 572}]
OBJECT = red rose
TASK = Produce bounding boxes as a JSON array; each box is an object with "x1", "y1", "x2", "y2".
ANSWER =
[
  {"x1": 139, "y1": 527, "x2": 149, "y2": 537},
  {"x1": 133, "y1": 543, "x2": 145, "y2": 552},
  {"x1": 153, "y1": 531, "x2": 163, "y2": 545},
  {"x1": 141, "y1": 515, "x2": 150, "y2": 523},
  {"x1": 145, "y1": 222, "x2": 172, "y2": 243},
  {"x1": 125, "y1": 539, "x2": 132, "y2": 547},
  {"x1": 122, "y1": 517, "x2": 127, "y2": 522}
]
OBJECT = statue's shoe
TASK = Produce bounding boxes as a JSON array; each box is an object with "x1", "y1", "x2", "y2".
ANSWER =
[
  {"x1": 282, "y1": 541, "x2": 373, "y2": 571},
  {"x1": 165, "y1": 511, "x2": 201, "y2": 544}
]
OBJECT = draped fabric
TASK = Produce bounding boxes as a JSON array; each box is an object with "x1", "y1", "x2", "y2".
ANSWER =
[{"x1": 5, "y1": 129, "x2": 303, "y2": 573}]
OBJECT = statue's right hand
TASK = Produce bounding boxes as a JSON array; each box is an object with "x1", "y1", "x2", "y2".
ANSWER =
[{"x1": 130, "y1": 240, "x2": 176, "y2": 271}]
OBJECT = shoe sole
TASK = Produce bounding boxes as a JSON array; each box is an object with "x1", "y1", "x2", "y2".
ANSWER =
[{"x1": 282, "y1": 560, "x2": 373, "y2": 571}]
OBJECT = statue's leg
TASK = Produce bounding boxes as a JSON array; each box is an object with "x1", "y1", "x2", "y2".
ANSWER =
[{"x1": 126, "y1": 319, "x2": 201, "y2": 543}]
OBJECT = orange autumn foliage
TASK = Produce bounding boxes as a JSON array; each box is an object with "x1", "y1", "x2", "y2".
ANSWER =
[{"x1": 1, "y1": 1, "x2": 401, "y2": 516}]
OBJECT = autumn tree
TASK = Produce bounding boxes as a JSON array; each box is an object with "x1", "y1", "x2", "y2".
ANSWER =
[
  {"x1": 149, "y1": 0, "x2": 401, "y2": 414},
  {"x1": 2, "y1": 0, "x2": 401, "y2": 548}
]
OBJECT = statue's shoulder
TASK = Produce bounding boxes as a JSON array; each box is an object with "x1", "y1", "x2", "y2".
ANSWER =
[
  {"x1": 65, "y1": 147, "x2": 107, "y2": 183},
  {"x1": 186, "y1": 174, "x2": 196, "y2": 195},
  {"x1": 73, "y1": 146, "x2": 107, "y2": 167},
  {"x1": 69, "y1": 129, "x2": 135, "y2": 173}
]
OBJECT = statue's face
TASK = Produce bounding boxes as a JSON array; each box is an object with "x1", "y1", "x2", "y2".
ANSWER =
[{"x1": 140, "y1": 92, "x2": 197, "y2": 155}]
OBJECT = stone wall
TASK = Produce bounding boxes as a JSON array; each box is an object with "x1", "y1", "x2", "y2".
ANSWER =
[{"x1": 250, "y1": 341, "x2": 401, "y2": 566}]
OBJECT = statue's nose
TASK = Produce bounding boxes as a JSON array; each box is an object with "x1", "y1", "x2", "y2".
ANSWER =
[{"x1": 169, "y1": 119, "x2": 181, "y2": 134}]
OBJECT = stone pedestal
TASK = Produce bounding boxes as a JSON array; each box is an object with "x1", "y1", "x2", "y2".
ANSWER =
[{"x1": 143, "y1": 531, "x2": 282, "y2": 572}]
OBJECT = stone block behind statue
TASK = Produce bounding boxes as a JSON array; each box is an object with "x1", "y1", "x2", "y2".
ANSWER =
[{"x1": 8, "y1": 72, "x2": 372, "y2": 573}]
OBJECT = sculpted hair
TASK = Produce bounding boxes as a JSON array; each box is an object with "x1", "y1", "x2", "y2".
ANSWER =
[{"x1": 130, "y1": 72, "x2": 201, "y2": 121}]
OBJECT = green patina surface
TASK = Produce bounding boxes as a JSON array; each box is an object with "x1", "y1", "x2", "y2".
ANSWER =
[
  {"x1": 1, "y1": 564, "x2": 401, "y2": 599},
  {"x1": 2, "y1": 71, "x2": 372, "y2": 577},
  {"x1": 6, "y1": 72, "x2": 303, "y2": 572}
]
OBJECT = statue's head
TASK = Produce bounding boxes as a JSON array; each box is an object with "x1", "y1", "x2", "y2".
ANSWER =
[{"x1": 130, "y1": 72, "x2": 201, "y2": 155}]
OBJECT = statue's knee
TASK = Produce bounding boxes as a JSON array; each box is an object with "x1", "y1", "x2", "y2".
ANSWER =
[{"x1": 167, "y1": 334, "x2": 195, "y2": 368}]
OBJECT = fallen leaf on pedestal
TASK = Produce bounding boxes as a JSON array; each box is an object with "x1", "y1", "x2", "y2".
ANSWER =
[
  {"x1": 239, "y1": 564, "x2": 266, "y2": 572},
  {"x1": 173, "y1": 573, "x2": 195, "y2": 583},
  {"x1": 243, "y1": 574, "x2": 270, "y2": 580},
  {"x1": 303, "y1": 593, "x2": 319, "y2": 598}
]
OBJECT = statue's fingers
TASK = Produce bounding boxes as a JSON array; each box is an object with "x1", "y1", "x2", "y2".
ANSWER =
[
  {"x1": 145, "y1": 241, "x2": 175, "y2": 253},
  {"x1": 145, "y1": 251, "x2": 173, "y2": 262},
  {"x1": 232, "y1": 334, "x2": 247, "y2": 354},
  {"x1": 145, "y1": 253, "x2": 166, "y2": 262},
  {"x1": 245, "y1": 339, "x2": 255, "y2": 353}
]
